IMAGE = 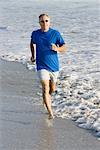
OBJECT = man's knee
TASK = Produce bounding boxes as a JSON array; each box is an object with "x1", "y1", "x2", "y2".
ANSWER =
[
  {"x1": 49, "y1": 82, "x2": 56, "y2": 94},
  {"x1": 50, "y1": 87, "x2": 56, "y2": 93},
  {"x1": 43, "y1": 87, "x2": 49, "y2": 95},
  {"x1": 41, "y1": 81, "x2": 50, "y2": 94}
]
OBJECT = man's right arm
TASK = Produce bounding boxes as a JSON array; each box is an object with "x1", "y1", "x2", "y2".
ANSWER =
[{"x1": 30, "y1": 40, "x2": 36, "y2": 62}]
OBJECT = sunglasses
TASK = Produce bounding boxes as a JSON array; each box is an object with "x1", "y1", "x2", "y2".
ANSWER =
[{"x1": 40, "y1": 20, "x2": 49, "y2": 23}]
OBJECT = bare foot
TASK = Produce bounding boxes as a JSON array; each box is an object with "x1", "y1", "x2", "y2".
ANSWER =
[{"x1": 48, "y1": 114, "x2": 55, "y2": 120}]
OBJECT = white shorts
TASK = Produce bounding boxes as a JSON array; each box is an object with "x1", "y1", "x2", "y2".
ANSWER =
[{"x1": 37, "y1": 69, "x2": 59, "y2": 83}]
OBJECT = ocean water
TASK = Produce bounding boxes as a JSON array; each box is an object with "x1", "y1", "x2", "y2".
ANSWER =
[
  {"x1": 0, "y1": 0, "x2": 99, "y2": 61},
  {"x1": 0, "y1": 0, "x2": 100, "y2": 139},
  {"x1": 0, "y1": 0, "x2": 100, "y2": 78}
]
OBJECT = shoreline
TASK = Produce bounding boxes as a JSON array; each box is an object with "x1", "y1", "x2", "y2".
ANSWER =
[{"x1": 0, "y1": 59, "x2": 100, "y2": 150}]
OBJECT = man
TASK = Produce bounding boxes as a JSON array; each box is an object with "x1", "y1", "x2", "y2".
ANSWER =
[{"x1": 30, "y1": 13, "x2": 66, "y2": 119}]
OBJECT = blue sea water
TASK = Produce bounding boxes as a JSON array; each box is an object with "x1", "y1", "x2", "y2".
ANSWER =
[{"x1": 0, "y1": 0, "x2": 100, "y2": 76}]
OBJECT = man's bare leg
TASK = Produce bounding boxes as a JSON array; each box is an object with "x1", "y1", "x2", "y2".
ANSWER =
[
  {"x1": 41, "y1": 80, "x2": 54, "y2": 119},
  {"x1": 49, "y1": 80, "x2": 56, "y2": 95},
  {"x1": 49, "y1": 80, "x2": 57, "y2": 119}
]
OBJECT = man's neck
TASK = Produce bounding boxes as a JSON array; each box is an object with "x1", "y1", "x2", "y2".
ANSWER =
[{"x1": 41, "y1": 28, "x2": 49, "y2": 32}]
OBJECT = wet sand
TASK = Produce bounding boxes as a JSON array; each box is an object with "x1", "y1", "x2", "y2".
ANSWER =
[{"x1": 0, "y1": 60, "x2": 99, "y2": 150}]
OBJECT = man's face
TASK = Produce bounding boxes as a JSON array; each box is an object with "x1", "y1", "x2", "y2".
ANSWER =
[{"x1": 39, "y1": 15, "x2": 50, "y2": 31}]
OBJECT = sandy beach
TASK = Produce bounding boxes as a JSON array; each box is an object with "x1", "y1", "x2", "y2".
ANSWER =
[{"x1": 0, "y1": 59, "x2": 99, "y2": 150}]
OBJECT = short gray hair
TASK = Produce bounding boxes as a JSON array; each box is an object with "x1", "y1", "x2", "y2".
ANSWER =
[{"x1": 39, "y1": 13, "x2": 50, "y2": 19}]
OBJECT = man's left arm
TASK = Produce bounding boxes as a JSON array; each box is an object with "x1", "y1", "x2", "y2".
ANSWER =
[{"x1": 51, "y1": 43, "x2": 67, "y2": 52}]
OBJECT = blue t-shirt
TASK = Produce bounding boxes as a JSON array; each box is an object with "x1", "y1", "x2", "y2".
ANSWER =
[{"x1": 31, "y1": 28, "x2": 65, "y2": 72}]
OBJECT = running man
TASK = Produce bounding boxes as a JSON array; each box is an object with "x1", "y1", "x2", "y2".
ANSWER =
[{"x1": 30, "y1": 13, "x2": 67, "y2": 119}]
